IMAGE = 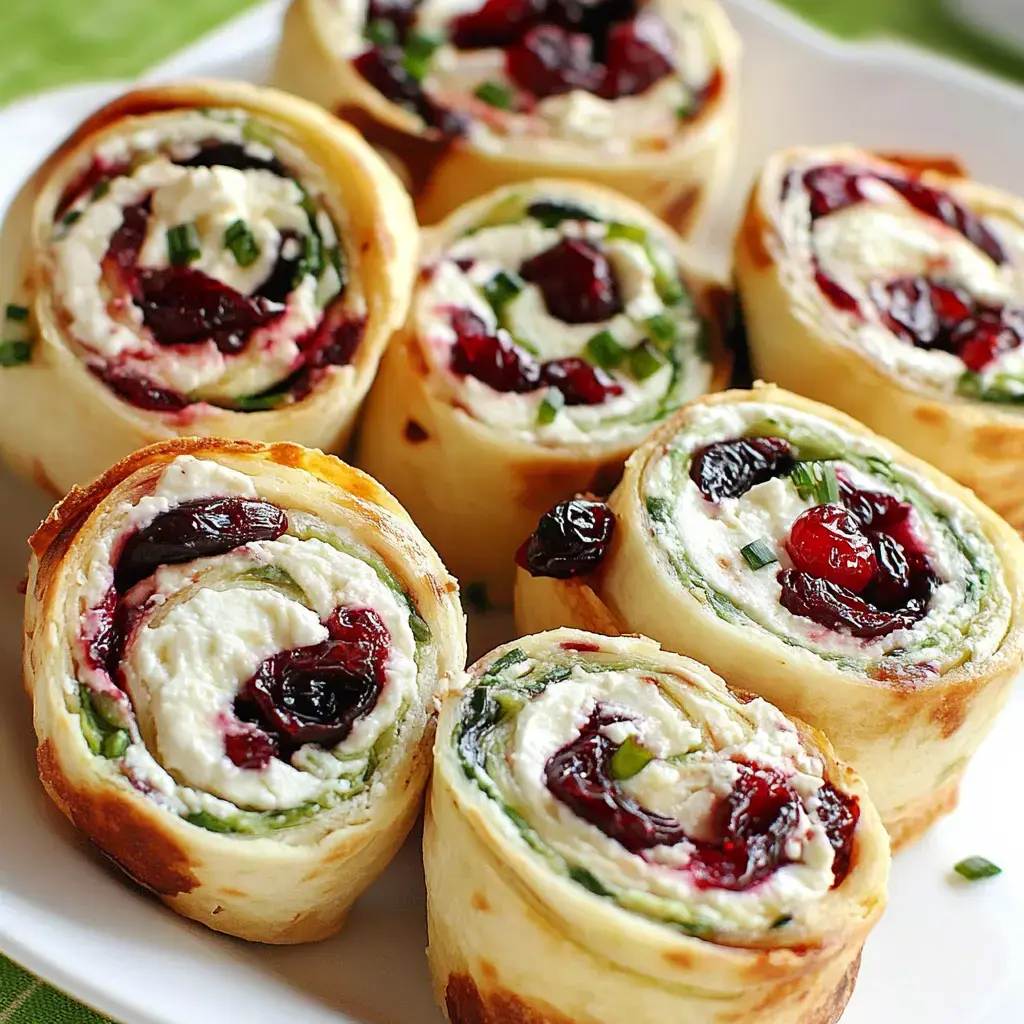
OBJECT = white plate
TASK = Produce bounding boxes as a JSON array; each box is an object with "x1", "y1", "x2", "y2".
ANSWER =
[{"x1": 0, "y1": 2, "x2": 1022, "y2": 1021}]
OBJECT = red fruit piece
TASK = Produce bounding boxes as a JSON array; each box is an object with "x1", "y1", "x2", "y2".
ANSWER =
[
  {"x1": 178, "y1": 142, "x2": 287, "y2": 178},
  {"x1": 955, "y1": 313, "x2": 1022, "y2": 372},
  {"x1": 689, "y1": 436, "x2": 795, "y2": 503},
  {"x1": 520, "y1": 238, "x2": 623, "y2": 323},
  {"x1": 787, "y1": 504, "x2": 877, "y2": 594},
  {"x1": 599, "y1": 13, "x2": 675, "y2": 99},
  {"x1": 448, "y1": 308, "x2": 542, "y2": 392},
  {"x1": 223, "y1": 721, "x2": 277, "y2": 770},
  {"x1": 815, "y1": 268, "x2": 861, "y2": 316},
  {"x1": 873, "y1": 276, "x2": 973, "y2": 350},
  {"x1": 803, "y1": 165, "x2": 868, "y2": 219},
  {"x1": 451, "y1": 0, "x2": 542, "y2": 49},
  {"x1": 94, "y1": 369, "x2": 191, "y2": 414},
  {"x1": 837, "y1": 476, "x2": 914, "y2": 542},
  {"x1": 506, "y1": 25, "x2": 603, "y2": 98},
  {"x1": 516, "y1": 498, "x2": 615, "y2": 578},
  {"x1": 815, "y1": 782, "x2": 860, "y2": 887},
  {"x1": 542, "y1": 357, "x2": 623, "y2": 404}
]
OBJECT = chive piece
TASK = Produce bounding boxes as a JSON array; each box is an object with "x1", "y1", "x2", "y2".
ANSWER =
[
  {"x1": 224, "y1": 219, "x2": 261, "y2": 268},
  {"x1": 646, "y1": 496, "x2": 671, "y2": 523},
  {"x1": 586, "y1": 330, "x2": 627, "y2": 370},
  {"x1": 185, "y1": 810, "x2": 236, "y2": 834},
  {"x1": 301, "y1": 231, "x2": 324, "y2": 279},
  {"x1": 645, "y1": 313, "x2": 678, "y2": 351},
  {"x1": 409, "y1": 611, "x2": 432, "y2": 644},
  {"x1": 5, "y1": 304, "x2": 28, "y2": 322},
  {"x1": 628, "y1": 342, "x2": 665, "y2": 381},
  {"x1": 103, "y1": 730, "x2": 130, "y2": 759},
  {"x1": 790, "y1": 461, "x2": 840, "y2": 506},
  {"x1": 568, "y1": 866, "x2": 611, "y2": 896},
  {"x1": 954, "y1": 856, "x2": 1002, "y2": 881},
  {"x1": 0, "y1": 341, "x2": 31, "y2": 367},
  {"x1": 232, "y1": 391, "x2": 286, "y2": 412},
  {"x1": 91, "y1": 179, "x2": 111, "y2": 200},
  {"x1": 526, "y1": 199, "x2": 601, "y2": 228},
  {"x1": 364, "y1": 18, "x2": 397, "y2": 46},
  {"x1": 494, "y1": 692, "x2": 526, "y2": 719},
  {"x1": 606, "y1": 221, "x2": 647, "y2": 244},
  {"x1": 62, "y1": 209, "x2": 82, "y2": 228},
  {"x1": 821, "y1": 462, "x2": 840, "y2": 503},
  {"x1": 771, "y1": 914, "x2": 793, "y2": 929},
  {"x1": 77, "y1": 688, "x2": 105, "y2": 755},
  {"x1": 166, "y1": 223, "x2": 201, "y2": 266},
  {"x1": 491, "y1": 648, "x2": 527, "y2": 673},
  {"x1": 740, "y1": 538, "x2": 778, "y2": 571},
  {"x1": 676, "y1": 99, "x2": 696, "y2": 120},
  {"x1": 241, "y1": 118, "x2": 276, "y2": 147},
  {"x1": 475, "y1": 81, "x2": 514, "y2": 110},
  {"x1": 402, "y1": 30, "x2": 443, "y2": 81},
  {"x1": 465, "y1": 581, "x2": 491, "y2": 613},
  {"x1": 537, "y1": 389, "x2": 565, "y2": 425},
  {"x1": 483, "y1": 269, "x2": 525, "y2": 312},
  {"x1": 609, "y1": 735, "x2": 653, "y2": 780}
]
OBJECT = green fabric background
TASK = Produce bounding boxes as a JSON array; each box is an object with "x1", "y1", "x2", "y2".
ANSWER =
[{"x1": 0, "y1": 1, "x2": 1021, "y2": 1021}]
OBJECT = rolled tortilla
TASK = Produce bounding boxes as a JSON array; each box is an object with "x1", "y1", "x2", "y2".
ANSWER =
[
  {"x1": 24, "y1": 438, "x2": 465, "y2": 943},
  {"x1": 356, "y1": 178, "x2": 732, "y2": 608},
  {"x1": 273, "y1": 0, "x2": 739, "y2": 231},
  {"x1": 0, "y1": 79, "x2": 417, "y2": 495},
  {"x1": 426, "y1": 628, "x2": 889, "y2": 1024},
  {"x1": 735, "y1": 145, "x2": 1024, "y2": 528},
  {"x1": 515, "y1": 385, "x2": 1024, "y2": 848}
]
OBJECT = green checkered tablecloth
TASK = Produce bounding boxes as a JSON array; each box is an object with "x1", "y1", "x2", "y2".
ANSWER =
[{"x1": 0, "y1": 1, "x2": 1022, "y2": 1021}]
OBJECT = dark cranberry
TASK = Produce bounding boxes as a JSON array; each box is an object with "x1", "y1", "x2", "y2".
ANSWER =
[
  {"x1": 94, "y1": 369, "x2": 190, "y2": 413},
  {"x1": 136, "y1": 267, "x2": 285, "y2": 353},
  {"x1": 103, "y1": 202, "x2": 150, "y2": 289},
  {"x1": 451, "y1": 0, "x2": 542, "y2": 48},
  {"x1": 541, "y1": 357, "x2": 623, "y2": 404},
  {"x1": 547, "y1": 0, "x2": 637, "y2": 39},
  {"x1": 366, "y1": 0, "x2": 420, "y2": 42},
  {"x1": 177, "y1": 142, "x2": 287, "y2": 178},
  {"x1": 865, "y1": 533, "x2": 913, "y2": 611},
  {"x1": 815, "y1": 269, "x2": 861, "y2": 316},
  {"x1": 689, "y1": 436, "x2": 795, "y2": 503},
  {"x1": 304, "y1": 315, "x2": 366, "y2": 368},
  {"x1": 223, "y1": 721, "x2": 277, "y2": 769},
  {"x1": 815, "y1": 782, "x2": 860, "y2": 886},
  {"x1": 874, "y1": 277, "x2": 973, "y2": 349},
  {"x1": 837, "y1": 477, "x2": 914, "y2": 540},
  {"x1": 956, "y1": 314, "x2": 1021, "y2": 372},
  {"x1": 56, "y1": 159, "x2": 130, "y2": 217},
  {"x1": 803, "y1": 165, "x2": 867, "y2": 219},
  {"x1": 255, "y1": 229, "x2": 303, "y2": 305},
  {"x1": 516, "y1": 498, "x2": 615, "y2": 578},
  {"x1": 448, "y1": 308, "x2": 542, "y2": 392},
  {"x1": 778, "y1": 568, "x2": 923, "y2": 639},
  {"x1": 599, "y1": 14, "x2": 675, "y2": 99},
  {"x1": 506, "y1": 25, "x2": 602, "y2": 98},
  {"x1": 786, "y1": 505, "x2": 877, "y2": 594},
  {"x1": 238, "y1": 607, "x2": 389, "y2": 750},
  {"x1": 115, "y1": 497, "x2": 288, "y2": 592},
  {"x1": 520, "y1": 239, "x2": 623, "y2": 323}
]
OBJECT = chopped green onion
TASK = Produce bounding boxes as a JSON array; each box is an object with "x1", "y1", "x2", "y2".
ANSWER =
[
  {"x1": 646, "y1": 241, "x2": 689, "y2": 306},
  {"x1": 475, "y1": 81, "x2": 514, "y2": 110},
  {"x1": 5, "y1": 304, "x2": 28, "y2": 322},
  {"x1": 402, "y1": 30, "x2": 443, "y2": 81},
  {"x1": 300, "y1": 231, "x2": 324, "y2": 280},
  {"x1": 676, "y1": 98, "x2": 696, "y2": 120},
  {"x1": 224, "y1": 219, "x2": 261, "y2": 268},
  {"x1": 103, "y1": 730, "x2": 130, "y2": 759},
  {"x1": 790, "y1": 461, "x2": 840, "y2": 505},
  {"x1": 606, "y1": 221, "x2": 647, "y2": 244},
  {"x1": 465, "y1": 581, "x2": 491, "y2": 613},
  {"x1": 61, "y1": 209, "x2": 82, "y2": 228},
  {"x1": 241, "y1": 118, "x2": 277, "y2": 147},
  {"x1": 232, "y1": 391, "x2": 287, "y2": 412},
  {"x1": 586, "y1": 329, "x2": 627, "y2": 369},
  {"x1": 483, "y1": 269, "x2": 525, "y2": 312},
  {"x1": 0, "y1": 341, "x2": 31, "y2": 366},
  {"x1": 527, "y1": 199, "x2": 601, "y2": 228},
  {"x1": 771, "y1": 914, "x2": 793, "y2": 929},
  {"x1": 494, "y1": 692, "x2": 526, "y2": 719},
  {"x1": 954, "y1": 856, "x2": 1002, "y2": 881},
  {"x1": 91, "y1": 179, "x2": 111, "y2": 200},
  {"x1": 409, "y1": 611, "x2": 432, "y2": 644},
  {"x1": 646, "y1": 496, "x2": 671, "y2": 523},
  {"x1": 537, "y1": 389, "x2": 565, "y2": 425},
  {"x1": 609, "y1": 735, "x2": 653, "y2": 780},
  {"x1": 166, "y1": 223, "x2": 201, "y2": 266},
  {"x1": 364, "y1": 18, "x2": 397, "y2": 46},
  {"x1": 740, "y1": 538, "x2": 778, "y2": 571},
  {"x1": 491, "y1": 648, "x2": 527, "y2": 673},
  {"x1": 627, "y1": 342, "x2": 665, "y2": 381},
  {"x1": 569, "y1": 866, "x2": 611, "y2": 896},
  {"x1": 645, "y1": 312, "x2": 678, "y2": 351}
]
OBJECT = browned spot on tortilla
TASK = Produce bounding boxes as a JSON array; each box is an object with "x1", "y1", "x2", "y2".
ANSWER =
[
  {"x1": 739, "y1": 197, "x2": 775, "y2": 270},
  {"x1": 471, "y1": 891, "x2": 491, "y2": 912},
  {"x1": 404, "y1": 419, "x2": 430, "y2": 443},
  {"x1": 663, "y1": 948, "x2": 696, "y2": 970},
  {"x1": 913, "y1": 404, "x2": 948, "y2": 428},
  {"x1": 31, "y1": 459, "x2": 61, "y2": 498},
  {"x1": 972, "y1": 423, "x2": 1024, "y2": 461},
  {"x1": 874, "y1": 152, "x2": 967, "y2": 179},
  {"x1": 929, "y1": 682, "x2": 980, "y2": 739},
  {"x1": 479, "y1": 960, "x2": 498, "y2": 982},
  {"x1": 445, "y1": 973, "x2": 576, "y2": 1024},
  {"x1": 212, "y1": 905, "x2": 224, "y2": 915},
  {"x1": 664, "y1": 185, "x2": 702, "y2": 234}
]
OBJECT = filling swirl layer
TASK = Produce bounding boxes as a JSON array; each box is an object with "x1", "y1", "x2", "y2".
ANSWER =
[
  {"x1": 71, "y1": 455, "x2": 431, "y2": 834},
  {"x1": 455, "y1": 640, "x2": 859, "y2": 941},
  {"x1": 416, "y1": 192, "x2": 712, "y2": 442},
  {"x1": 40, "y1": 108, "x2": 363, "y2": 414}
]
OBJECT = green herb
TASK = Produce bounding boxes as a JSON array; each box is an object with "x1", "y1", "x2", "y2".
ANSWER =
[
  {"x1": 771, "y1": 914, "x2": 793, "y2": 929},
  {"x1": 242, "y1": 565, "x2": 301, "y2": 589},
  {"x1": 645, "y1": 313, "x2": 678, "y2": 351},
  {"x1": 0, "y1": 341, "x2": 31, "y2": 367},
  {"x1": 627, "y1": 342, "x2": 665, "y2": 381},
  {"x1": 103, "y1": 730, "x2": 130, "y2": 759},
  {"x1": 490, "y1": 648, "x2": 527, "y2": 673},
  {"x1": 646, "y1": 496, "x2": 671, "y2": 523},
  {"x1": 474, "y1": 81, "x2": 514, "y2": 110},
  {"x1": 465, "y1": 581, "x2": 491, "y2": 613},
  {"x1": 790, "y1": 461, "x2": 839, "y2": 505},
  {"x1": 568, "y1": 866, "x2": 611, "y2": 896},
  {"x1": 402, "y1": 30, "x2": 443, "y2": 81},
  {"x1": 409, "y1": 611, "x2": 432, "y2": 644},
  {"x1": 301, "y1": 230, "x2": 324, "y2": 279},
  {"x1": 241, "y1": 118, "x2": 276, "y2": 147},
  {"x1": 91, "y1": 179, "x2": 111, "y2": 200},
  {"x1": 646, "y1": 241, "x2": 688, "y2": 306},
  {"x1": 676, "y1": 98, "x2": 696, "y2": 120},
  {"x1": 586, "y1": 330, "x2": 627, "y2": 370},
  {"x1": 740, "y1": 538, "x2": 778, "y2": 571},
  {"x1": 185, "y1": 810, "x2": 236, "y2": 834},
  {"x1": 526, "y1": 199, "x2": 600, "y2": 228},
  {"x1": 5, "y1": 304, "x2": 28, "y2": 322},
  {"x1": 537, "y1": 389, "x2": 565, "y2": 425},
  {"x1": 364, "y1": 18, "x2": 397, "y2": 46},
  {"x1": 608, "y1": 735, "x2": 653, "y2": 780},
  {"x1": 61, "y1": 209, "x2": 82, "y2": 228},
  {"x1": 494, "y1": 692, "x2": 525, "y2": 719},
  {"x1": 483, "y1": 269, "x2": 525, "y2": 312},
  {"x1": 605, "y1": 221, "x2": 646, "y2": 244},
  {"x1": 232, "y1": 391, "x2": 287, "y2": 412},
  {"x1": 166, "y1": 223, "x2": 201, "y2": 266},
  {"x1": 224, "y1": 219, "x2": 261, "y2": 268},
  {"x1": 954, "y1": 856, "x2": 1002, "y2": 881}
]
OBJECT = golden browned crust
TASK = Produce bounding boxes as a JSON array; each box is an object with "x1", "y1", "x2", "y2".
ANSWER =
[
  {"x1": 37, "y1": 739, "x2": 198, "y2": 896},
  {"x1": 445, "y1": 973, "x2": 578, "y2": 1024},
  {"x1": 873, "y1": 151, "x2": 967, "y2": 178}
]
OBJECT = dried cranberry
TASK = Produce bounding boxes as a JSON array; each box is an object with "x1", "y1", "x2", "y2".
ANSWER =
[
  {"x1": 874, "y1": 277, "x2": 973, "y2": 350},
  {"x1": 865, "y1": 533, "x2": 913, "y2": 610},
  {"x1": 223, "y1": 721, "x2": 277, "y2": 769},
  {"x1": 255, "y1": 229, "x2": 303, "y2": 305},
  {"x1": 304, "y1": 315, "x2": 366, "y2": 368},
  {"x1": 103, "y1": 202, "x2": 150, "y2": 290},
  {"x1": 516, "y1": 498, "x2": 614, "y2": 578},
  {"x1": 541, "y1": 357, "x2": 623, "y2": 404},
  {"x1": 177, "y1": 142, "x2": 287, "y2": 178},
  {"x1": 506, "y1": 25, "x2": 602, "y2": 98},
  {"x1": 547, "y1": 0, "x2": 637, "y2": 40},
  {"x1": 448, "y1": 309, "x2": 542, "y2": 392},
  {"x1": 136, "y1": 267, "x2": 285, "y2": 353},
  {"x1": 837, "y1": 476, "x2": 914, "y2": 540},
  {"x1": 599, "y1": 13, "x2": 675, "y2": 99},
  {"x1": 815, "y1": 782, "x2": 860, "y2": 886},
  {"x1": 94, "y1": 369, "x2": 190, "y2": 413},
  {"x1": 787, "y1": 505, "x2": 877, "y2": 594},
  {"x1": 451, "y1": 0, "x2": 542, "y2": 48},
  {"x1": 56, "y1": 159, "x2": 130, "y2": 218},
  {"x1": 956, "y1": 314, "x2": 1022, "y2": 372},
  {"x1": 238, "y1": 607, "x2": 389, "y2": 750},
  {"x1": 115, "y1": 497, "x2": 288, "y2": 592},
  {"x1": 689, "y1": 436, "x2": 795, "y2": 502},
  {"x1": 803, "y1": 165, "x2": 867, "y2": 219},
  {"x1": 520, "y1": 239, "x2": 623, "y2": 323},
  {"x1": 815, "y1": 269, "x2": 861, "y2": 315}
]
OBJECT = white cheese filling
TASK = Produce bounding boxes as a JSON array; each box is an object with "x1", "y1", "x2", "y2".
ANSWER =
[
  {"x1": 643, "y1": 402, "x2": 1010, "y2": 668},
  {"x1": 492, "y1": 662, "x2": 837, "y2": 936},
  {"x1": 415, "y1": 214, "x2": 710, "y2": 445},
  {"x1": 771, "y1": 157, "x2": 1024, "y2": 399}
]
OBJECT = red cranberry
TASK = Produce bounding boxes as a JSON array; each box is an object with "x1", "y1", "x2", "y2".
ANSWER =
[
  {"x1": 787, "y1": 505, "x2": 877, "y2": 595},
  {"x1": 56, "y1": 159, "x2": 130, "y2": 218},
  {"x1": 516, "y1": 498, "x2": 615, "y2": 578},
  {"x1": 689, "y1": 436, "x2": 795, "y2": 503},
  {"x1": 506, "y1": 25, "x2": 602, "y2": 98},
  {"x1": 599, "y1": 13, "x2": 675, "y2": 99},
  {"x1": 448, "y1": 308, "x2": 542, "y2": 392},
  {"x1": 541, "y1": 357, "x2": 623, "y2": 404},
  {"x1": 815, "y1": 782, "x2": 860, "y2": 886},
  {"x1": 451, "y1": 0, "x2": 542, "y2": 48},
  {"x1": 865, "y1": 533, "x2": 914, "y2": 610},
  {"x1": 956, "y1": 314, "x2": 1021, "y2": 372},
  {"x1": 223, "y1": 721, "x2": 277, "y2": 770},
  {"x1": 238, "y1": 607, "x2": 389, "y2": 750},
  {"x1": 94, "y1": 369, "x2": 191, "y2": 413},
  {"x1": 177, "y1": 142, "x2": 286, "y2": 178},
  {"x1": 837, "y1": 477, "x2": 914, "y2": 541},
  {"x1": 520, "y1": 239, "x2": 623, "y2": 324},
  {"x1": 303, "y1": 315, "x2": 366, "y2": 368},
  {"x1": 803, "y1": 165, "x2": 867, "y2": 219},
  {"x1": 103, "y1": 202, "x2": 150, "y2": 290},
  {"x1": 815, "y1": 269, "x2": 861, "y2": 316},
  {"x1": 115, "y1": 497, "x2": 288, "y2": 592},
  {"x1": 874, "y1": 277, "x2": 973, "y2": 350}
]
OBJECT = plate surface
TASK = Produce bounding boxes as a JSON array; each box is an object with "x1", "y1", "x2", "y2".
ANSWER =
[{"x1": 0, "y1": 2, "x2": 1022, "y2": 1022}]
